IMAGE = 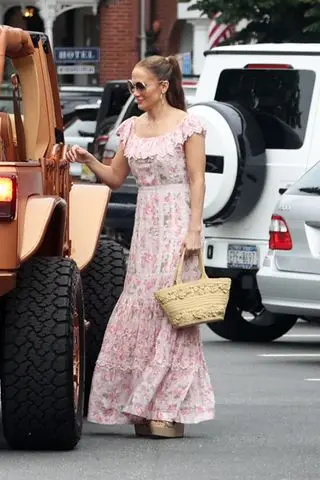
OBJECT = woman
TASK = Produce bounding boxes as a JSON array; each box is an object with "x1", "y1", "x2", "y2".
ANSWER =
[{"x1": 66, "y1": 55, "x2": 215, "y2": 438}]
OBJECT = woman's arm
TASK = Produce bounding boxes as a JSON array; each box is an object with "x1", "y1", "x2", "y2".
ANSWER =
[
  {"x1": 182, "y1": 132, "x2": 206, "y2": 254},
  {"x1": 185, "y1": 132, "x2": 206, "y2": 232},
  {"x1": 66, "y1": 143, "x2": 130, "y2": 190}
]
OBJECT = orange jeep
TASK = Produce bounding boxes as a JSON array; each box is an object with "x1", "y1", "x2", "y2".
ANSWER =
[{"x1": 0, "y1": 27, "x2": 126, "y2": 450}]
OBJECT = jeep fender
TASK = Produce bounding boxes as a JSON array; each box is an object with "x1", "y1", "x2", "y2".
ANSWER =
[{"x1": 20, "y1": 195, "x2": 66, "y2": 262}]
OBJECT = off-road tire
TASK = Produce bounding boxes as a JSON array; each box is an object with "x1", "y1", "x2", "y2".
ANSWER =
[
  {"x1": 207, "y1": 279, "x2": 297, "y2": 342},
  {"x1": 1, "y1": 257, "x2": 85, "y2": 450},
  {"x1": 82, "y1": 239, "x2": 126, "y2": 414}
]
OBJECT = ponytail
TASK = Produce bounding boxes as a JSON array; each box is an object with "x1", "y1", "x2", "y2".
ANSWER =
[
  {"x1": 137, "y1": 55, "x2": 187, "y2": 111},
  {"x1": 165, "y1": 56, "x2": 186, "y2": 111}
]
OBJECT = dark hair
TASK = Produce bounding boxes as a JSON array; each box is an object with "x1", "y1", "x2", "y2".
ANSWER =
[{"x1": 137, "y1": 55, "x2": 186, "y2": 111}]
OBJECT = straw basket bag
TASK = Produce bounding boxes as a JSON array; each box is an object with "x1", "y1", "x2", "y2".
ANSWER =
[{"x1": 154, "y1": 249, "x2": 231, "y2": 329}]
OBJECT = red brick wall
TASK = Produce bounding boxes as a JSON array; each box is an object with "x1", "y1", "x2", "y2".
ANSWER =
[
  {"x1": 167, "y1": 19, "x2": 185, "y2": 55},
  {"x1": 99, "y1": 0, "x2": 178, "y2": 83},
  {"x1": 99, "y1": 0, "x2": 139, "y2": 83},
  {"x1": 153, "y1": 0, "x2": 178, "y2": 56}
]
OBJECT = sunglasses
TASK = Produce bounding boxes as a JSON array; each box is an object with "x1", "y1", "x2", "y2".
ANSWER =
[
  {"x1": 127, "y1": 80, "x2": 148, "y2": 94},
  {"x1": 127, "y1": 79, "x2": 168, "y2": 95}
]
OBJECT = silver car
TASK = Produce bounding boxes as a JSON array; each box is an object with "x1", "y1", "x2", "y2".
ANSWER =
[
  {"x1": 64, "y1": 103, "x2": 100, "y2": 180},
  {"x1": 257, "y1": 161, "x2": 320, "y2": 318}
]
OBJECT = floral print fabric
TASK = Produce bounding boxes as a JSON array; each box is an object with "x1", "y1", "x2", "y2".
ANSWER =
[{"x1": 87, "y1": 113, "x2": 215, "y2": 425}]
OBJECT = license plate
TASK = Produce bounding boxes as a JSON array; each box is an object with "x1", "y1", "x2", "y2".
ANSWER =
[{"x1": 227, "y1": 244, "x2": 258, "y2": 269}]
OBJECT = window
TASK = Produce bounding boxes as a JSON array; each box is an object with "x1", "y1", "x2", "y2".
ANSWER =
[
  {"x1": 64, "y1": 118, "x2": 96, "y2": 138},
  {"x1": 0, "y1": 81, "x2": 22, "y2": 114},
  {"x1": 0, "y1": 95, "x2": 15, "y2": 114},
  {"x1": 287, "y1": 161, "x2": 320, "y2": 196},
  {"x1": 215, "y1": 68, "x2": 315, "y2": 149}
]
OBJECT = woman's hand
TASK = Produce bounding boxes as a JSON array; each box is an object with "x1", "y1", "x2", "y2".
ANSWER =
[
  {"x1": 65, "y1": 144, "x2": 96, "y2": 166},
  {"x1": 181, "y1": 229, "x2": 201, "y2": 257}
]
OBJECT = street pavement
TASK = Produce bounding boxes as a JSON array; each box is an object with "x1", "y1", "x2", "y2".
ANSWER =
[{"x1": 0, "y1": 321, "x2": 319, "y2": 480}]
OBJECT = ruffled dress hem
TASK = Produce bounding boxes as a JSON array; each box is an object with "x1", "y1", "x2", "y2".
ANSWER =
[{"x1": 87, "y1": 408, "x2": 215, "y2": 426}]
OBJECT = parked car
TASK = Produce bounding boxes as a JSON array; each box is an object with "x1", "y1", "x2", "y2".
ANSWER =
[
  {"x1": 90, "y1": 80, "x2": 131, "y2": 154},
  {"x1": 64, "y1": 103, "x2": 100, "y2": 180},
  {"x1": 59, "y1": 85, "x2": 103, "y2": 126},
  {"x1": 186, "y1": 43, "x2": 320, "y2": 342},
  {"x1": 0, "y1": 26, "x2": 126, "y2": 451},
  {"x1": 257, "y1": 161, "x2": 320, "y2": 321}
]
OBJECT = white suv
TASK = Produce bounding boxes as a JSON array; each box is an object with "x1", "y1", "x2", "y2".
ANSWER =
[{"x1": 189, "y1": 43, "x2": 320, "y2": 342}]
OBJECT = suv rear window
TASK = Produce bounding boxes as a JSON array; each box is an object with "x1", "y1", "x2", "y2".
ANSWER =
[{"x1": 215, "y1": 68, "x2": 315, "y2": 150}]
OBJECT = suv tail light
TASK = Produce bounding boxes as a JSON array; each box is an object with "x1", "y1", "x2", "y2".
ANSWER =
[
  {"x1": 0, "y1": 175, "x2": 17, "y2": 220},
  {"x1": 269, "y1": 215, "x2": 292, "y2": 250}
]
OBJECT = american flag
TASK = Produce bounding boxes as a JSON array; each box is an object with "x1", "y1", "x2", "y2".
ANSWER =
[{"x1": 208, "y1": 12, "x2": 235, "y2": 49}]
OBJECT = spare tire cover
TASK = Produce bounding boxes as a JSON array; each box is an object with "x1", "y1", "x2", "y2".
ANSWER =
[{"x1": 188, "y1": 101, "x2": 265, "y2": 225}]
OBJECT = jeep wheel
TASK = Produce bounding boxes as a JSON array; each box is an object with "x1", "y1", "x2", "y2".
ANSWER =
[
  {"x1": 207, "y1": 277, "x2": 297, "y2": 342},
  {"x1": 81, "y1": 239, "x2": 126, "y2": 414},
  {"x1": 1, "y1": 257, "x2": 85, "y2": 450}
]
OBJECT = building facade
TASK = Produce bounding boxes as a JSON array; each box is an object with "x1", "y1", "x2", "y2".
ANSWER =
[
  {"x1": 99, "y1": 0, "x2": 178, "y2": 83},
  {"x1": 0, "y1": 0, "x2": 221, "y2": 85},
  {"x1": 0, "y1": 0, "x2": 180, "y2": 85}
]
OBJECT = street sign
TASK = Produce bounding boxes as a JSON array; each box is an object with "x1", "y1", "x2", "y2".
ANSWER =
[
  {"x1": 57, "y1": 65, "x2": 96, "y2": 75},
  {"x1": 55, "y1": 47, "x2": 100, "y2": 64}
]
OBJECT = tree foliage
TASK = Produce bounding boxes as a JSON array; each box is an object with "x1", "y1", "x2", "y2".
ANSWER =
[{"x1": 190, "y1": 0, "x2": 320, "y2": 43}]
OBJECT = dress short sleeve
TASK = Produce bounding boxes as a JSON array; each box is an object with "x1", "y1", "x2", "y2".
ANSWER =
[
  {"x1": 180, "y1": 113, "x2": 207, "y2": 144},
  {"x1": 116, "y1": 117, "x2": 135, "y2": 147}
]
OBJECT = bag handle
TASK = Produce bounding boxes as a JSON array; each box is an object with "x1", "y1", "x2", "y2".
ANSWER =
[{"x1": 175, "y1": 248, "x2": 207, "y2": 284}]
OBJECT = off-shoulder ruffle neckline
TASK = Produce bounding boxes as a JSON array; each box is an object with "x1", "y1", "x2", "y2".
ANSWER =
[
  {"x1": 120, "y1": 112, "x2": 206, "y2": 162},
  {"x1": 132, "y1": 113, "x2": 190, "y2": 140}
]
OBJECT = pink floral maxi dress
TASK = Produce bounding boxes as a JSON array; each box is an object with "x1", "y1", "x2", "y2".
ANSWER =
[{"x1": 87, "y1": 113, "x2": 215, "y2": 425}]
